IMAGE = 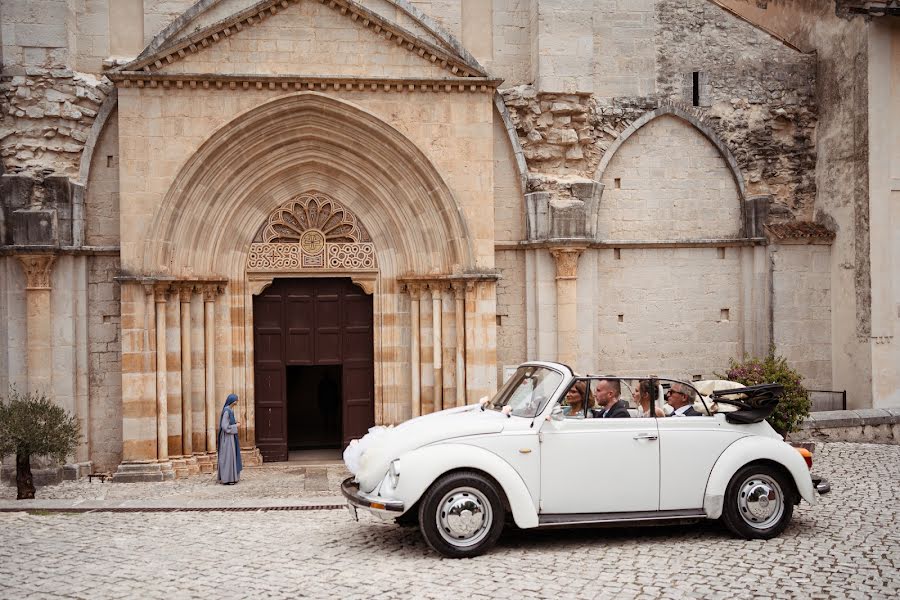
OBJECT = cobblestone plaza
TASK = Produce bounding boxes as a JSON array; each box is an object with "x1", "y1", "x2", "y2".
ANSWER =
[{"x1": 1, "y1": 442, "x2": 898, "y2": 599}]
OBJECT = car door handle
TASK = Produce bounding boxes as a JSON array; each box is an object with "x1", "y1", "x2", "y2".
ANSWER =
[{"x1": 633, "y1": 433, "x2": 658, "y2": 441}]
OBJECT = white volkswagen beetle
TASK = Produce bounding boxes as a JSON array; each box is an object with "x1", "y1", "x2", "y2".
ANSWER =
[{"x1": 341, "y1": 362, "x2": 830, "y2": 558}]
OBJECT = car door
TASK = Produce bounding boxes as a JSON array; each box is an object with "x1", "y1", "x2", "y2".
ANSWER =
[
  {"x1": 539, "y1": 379, "x2": 660, "y2": 514},
  {"x1": 656, "y1": 379, "x2": 747, "y2": 510}
]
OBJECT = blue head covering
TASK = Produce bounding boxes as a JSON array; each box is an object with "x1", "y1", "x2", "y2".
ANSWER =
[{"x1": 222, "y1": 394, "x2": 238, "y2": 425}]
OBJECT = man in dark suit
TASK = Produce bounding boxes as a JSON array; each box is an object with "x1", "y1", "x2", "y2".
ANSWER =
[
  {"x1": 592, "y1": 378, "x2": 631, "y2": 418},
  {"x1": 666, "y1": 382, "x2": 700, "y2": 416}
]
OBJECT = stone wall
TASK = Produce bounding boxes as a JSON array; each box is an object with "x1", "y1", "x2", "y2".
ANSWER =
[
  {"x1": 597, "y1": 114, "x2": 742, "y2": 240},
  {"x1": 593, "y1": 246, "x2": 744, "y2": 377},
  {"x1": 87, "y1": 255, "x2": 122, "y2": 472},
  {"x1": 495, "y1": 249, "x2": 526, "y2": 376},
  {"x1": 0, "y1": 70, "x2": 110, "y2": 178},
  {"x1": 772, "y1": 243, "x2": 832, "y2": 391},
  {"x1": 656, "y1": 0, "x2": 817, "y2": 218},
  {"x1": 84, "y1": 108, "x2": 119, "y2": 245},
  {"x1": 500, "y1": 0, "x2": 817, "y2": 221}
]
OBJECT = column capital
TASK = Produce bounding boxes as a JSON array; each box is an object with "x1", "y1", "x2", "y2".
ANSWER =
[
  {"x1": 153, "y1": 282, "x2": 171, "y2": 303},
  {"x1": 17, "y1": 254, "x2": 56, "y2": 290},
  {"x1": 201, "y1": 284, "x2": 218, "y2": 302},
  {"x1": 549, "y1": 246, "x2": 586, "y2": 280},
  {"x1": 450, "y1": 280, "x2": 467, "y2": 295},
  {"x1": 175, "y1": 282, "x2": 195, "y2": 303},
  {"x1": 406, "y1": 282, "x2": 422, "y2": 299}
]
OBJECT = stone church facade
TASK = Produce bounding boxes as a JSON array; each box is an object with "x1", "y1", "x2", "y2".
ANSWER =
[{"x1": 0, "y1": 0, "x2": 897, "y2": 480}]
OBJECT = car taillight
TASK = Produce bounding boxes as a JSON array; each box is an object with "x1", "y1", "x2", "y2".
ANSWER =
[{"x1": 795, "y1": 447, "x2": 813, "y2": 470}]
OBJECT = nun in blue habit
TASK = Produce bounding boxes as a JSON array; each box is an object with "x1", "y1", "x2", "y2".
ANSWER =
[{"x1": 217, "y1": 394, "x2": 243, "y2": 484}]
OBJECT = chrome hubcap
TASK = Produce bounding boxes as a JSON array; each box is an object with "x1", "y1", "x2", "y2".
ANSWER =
[
  {"x1": 737, "y1": 474, "x2": 784, "y2": 529},
  {"x1": 436, "y1": 486, "x2": 492, "y2": 548}
]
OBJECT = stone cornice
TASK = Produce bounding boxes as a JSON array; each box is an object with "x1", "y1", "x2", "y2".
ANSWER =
[
  {"x1": 494, "y1": 238, "x2": 770, "y2": 251},
  {"x1": 109, "y1": 72, "x2": 502, "y2": 93},
  {"x1": 119, "y1": 0, "x2": 486, "y2": 79}
]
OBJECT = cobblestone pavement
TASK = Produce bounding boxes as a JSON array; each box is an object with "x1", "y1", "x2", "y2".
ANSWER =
[{"x1": 1, "y1": 442, "x2": 898, "y2": 599}]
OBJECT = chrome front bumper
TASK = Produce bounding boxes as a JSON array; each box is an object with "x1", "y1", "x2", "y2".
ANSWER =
[{"x1": 341, "y1": 477, "x2": 405, "y2": 517}]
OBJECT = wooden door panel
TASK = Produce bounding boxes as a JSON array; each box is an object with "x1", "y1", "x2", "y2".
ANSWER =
[
  {"x1": 315, "y1": 294, "x2": 341, "y2": 363},
  {"x1": 254, "y1": 365, "x2": 287, "y2": 462},
  {"x1": 343, "y1": 362, "x2": 374, "y2": 444}
]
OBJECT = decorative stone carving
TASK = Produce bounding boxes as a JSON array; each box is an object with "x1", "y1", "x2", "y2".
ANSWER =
[
  {"x1": 248, "y1": 193, "x2": 377, "y2": 273},
  {"x1": 550, "y1": 247, "x2": 585, "y2": 280},
  {"x1": 257, "y1": 193, "x2": 370, "y2": 244},
  {"x1": 17, "y1": 254, "x2": 56, "y2": 289}
]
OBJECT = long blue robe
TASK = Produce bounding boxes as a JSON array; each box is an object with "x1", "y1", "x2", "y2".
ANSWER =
[{"x1": 217, "y1": 398, "x2": 243, "y2": 483}]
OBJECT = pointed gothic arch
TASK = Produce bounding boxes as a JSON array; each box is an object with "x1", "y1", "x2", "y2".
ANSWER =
[{"x1": 593, "y1": 105, "x2": 747, "y2": 201}]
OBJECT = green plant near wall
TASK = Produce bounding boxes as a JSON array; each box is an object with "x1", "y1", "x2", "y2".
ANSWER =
[
  {"x1": 718, "y1": 352, "x2": 811, "y2": 436},
  {"x1": 0, "y1": 390, "x2": 81, "y2": 500}
]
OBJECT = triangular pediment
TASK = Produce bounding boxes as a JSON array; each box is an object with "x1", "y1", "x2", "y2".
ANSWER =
[{"x1": 123, "y1": 0, "x2": 485, "y2": 79}]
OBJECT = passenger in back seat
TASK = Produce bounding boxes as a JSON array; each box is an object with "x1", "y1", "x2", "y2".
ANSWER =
[{"x1": 636, "y1": 379, "x2": 665, "y2": 417}]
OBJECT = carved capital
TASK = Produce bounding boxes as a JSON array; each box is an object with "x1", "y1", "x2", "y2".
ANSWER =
[
  {"x1": 406, "y1": 282, "x2": 422, "y2": 299},
  {"x1": 153, "y1": 283, "x2": 171, "y2": 303},
  {"x1": 201, "y1": 283, "x2": 219, "y2": 302},
  {"x1": 450, "y1": 281, "x2": 467, "y2": 297},
  {"x1": 175, "y1": 282, "x2": 194, "y2": 303},
  {"x1": 549, "y1": 247, "x2": 585, "y2": 280},
  {"x1": 17, "y1": 254, "x2": 56, "y2": 290}
]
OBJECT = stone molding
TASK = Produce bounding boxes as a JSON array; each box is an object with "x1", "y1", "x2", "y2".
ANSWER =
[
  {"x1": 16, "y1": 254, "x2": 56, "y2": 290},
  {"x1": 119, "y1": 0, "x2": 486, "y2": 79},
  {"x1": 109, "y1": 72, "x2": 500, "y2": 93}
]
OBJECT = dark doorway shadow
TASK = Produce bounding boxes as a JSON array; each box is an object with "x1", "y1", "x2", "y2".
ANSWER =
[{"x1": 286, "y1": 365, "x2": 342, "y2": 450}]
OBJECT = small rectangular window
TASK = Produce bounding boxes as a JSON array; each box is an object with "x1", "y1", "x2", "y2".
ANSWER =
[
  {"x1": 106, "y1": 155, "x2": 114, "y2": 168},
  {"x1": 614, "y1": 248, "x2": 621, "y2": 260},
  {"x1": 720, "y1": 308, "x2": 730, "y2": 321},
  {"x1": 692, "y1": 72, "x2": 700, "y2": 107},
  {"x1": 717, "y1": 247, "x2": 725, "y2": 259},
  {"x1": 618, "y1": 314, "x2": 624, "y2": 323},
  {"x1": 614, "y1": 178, "x2": 621, "y2": 189},
  {"x1": 692, "y1": 374, "x2": 703, "y2": 381}
]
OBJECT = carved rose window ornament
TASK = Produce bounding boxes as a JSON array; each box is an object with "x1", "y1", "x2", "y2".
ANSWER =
[{"x1": 248, "y1": 194, "x2": 376, "y2": 272}]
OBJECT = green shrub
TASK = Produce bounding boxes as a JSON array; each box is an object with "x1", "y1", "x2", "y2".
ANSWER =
[
  {"x1": 718, "y1": 352, "x2": 811, "y2": 436},
  {"x1": 0, "y1": 390, "x2": 81, "y2": 499}
]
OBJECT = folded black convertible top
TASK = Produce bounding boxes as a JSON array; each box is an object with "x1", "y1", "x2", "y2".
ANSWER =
[{"x1": 711, "y1": 383, "x2": 784, "y2": 425}]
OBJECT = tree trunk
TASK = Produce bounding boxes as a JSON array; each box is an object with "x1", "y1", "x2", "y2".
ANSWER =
[{"x1": 16, "y1": 453, "x2": 35, "y2": 500}]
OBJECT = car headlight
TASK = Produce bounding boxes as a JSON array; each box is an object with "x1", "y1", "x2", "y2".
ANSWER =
[{"x1": 388, "y1": 459, "x2": 400, "y2": 487}]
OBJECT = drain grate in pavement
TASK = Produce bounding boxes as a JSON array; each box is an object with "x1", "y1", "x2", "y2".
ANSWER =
[{"x1": 0, "y1": 504, "x2": 345, "y2": 514}]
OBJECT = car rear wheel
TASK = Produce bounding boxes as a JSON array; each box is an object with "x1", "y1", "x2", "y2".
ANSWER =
[
  {"x1": 721, "y1": 464, "x2": 794, "y2": 540},
  {"x1": 418, "y1": 471, "x2": 505, "y2": 558}
]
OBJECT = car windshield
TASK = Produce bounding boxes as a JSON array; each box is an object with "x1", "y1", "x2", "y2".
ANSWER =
[{"x1": 487, "y1": 365, "x2": 564, "y2": 418}]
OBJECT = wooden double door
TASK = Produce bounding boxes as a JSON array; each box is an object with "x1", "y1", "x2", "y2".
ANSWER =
[{"x1": 253, "y1": 278, "x2": 374, "y2": 462}]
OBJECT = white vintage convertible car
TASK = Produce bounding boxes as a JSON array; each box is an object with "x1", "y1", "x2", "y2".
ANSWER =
[{"x1": 341, "y1": 362, "x2": 830, "y2": 558}]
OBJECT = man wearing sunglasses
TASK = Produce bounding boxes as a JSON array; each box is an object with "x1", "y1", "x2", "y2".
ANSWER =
[{"x1": 665, "y1": 382, "x2": 699, "y2": 417}]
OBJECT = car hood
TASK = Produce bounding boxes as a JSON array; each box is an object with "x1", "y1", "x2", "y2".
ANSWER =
[{"x1": 352, "y1": 405, "x2": 507, "y2": 493}]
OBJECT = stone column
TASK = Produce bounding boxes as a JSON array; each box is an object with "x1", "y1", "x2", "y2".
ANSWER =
[
  {"x1": 550, "y1": 247, "x2": 585, "y2": 368},
  {"x1": 203, "y1": 285, "x2": 218, "y2": 470},
  {"x1": 153, "y1": 284, "x2": 169, "y2": 463},
  {"x1": 408, "y1": 284, "x2": 421, "y2": 418},
  {"x1": 430, "y1": 283, "x2": 443, "y2": 412},
  {"x1": 177, "y1": 284, "x2": 199, "y2": 475},
  {"x1": 17, "y1": 254, "x2": 56, "y2": 392},
  {"x1": 112, "y1": 282, "x2": 174, "y2": 482},
  {"x1": 452, "y1": 282, "x2": 466, "y2": 407}
]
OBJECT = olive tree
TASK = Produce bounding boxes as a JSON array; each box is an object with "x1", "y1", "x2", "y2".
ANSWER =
[{"x1": 0, "y1": 390, "x2": 80, "y2": 499}]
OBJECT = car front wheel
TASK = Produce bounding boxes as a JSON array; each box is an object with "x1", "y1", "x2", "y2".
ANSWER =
[
  {"x1": 721, "y1": 464, "x2": 794, "y2": 540},
  {"x1": 418, "y1": 471, "x2": 505, "y2": 558}
]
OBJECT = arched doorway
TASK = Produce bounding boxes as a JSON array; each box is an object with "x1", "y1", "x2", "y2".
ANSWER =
[{"x1": 253, "y1": 277, "x2": 373, "y2": 462}]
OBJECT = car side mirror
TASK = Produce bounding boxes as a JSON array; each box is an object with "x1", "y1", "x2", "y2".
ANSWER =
[{"x1": 550, "y1": 404, "x2": 565, "y2": 422}]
